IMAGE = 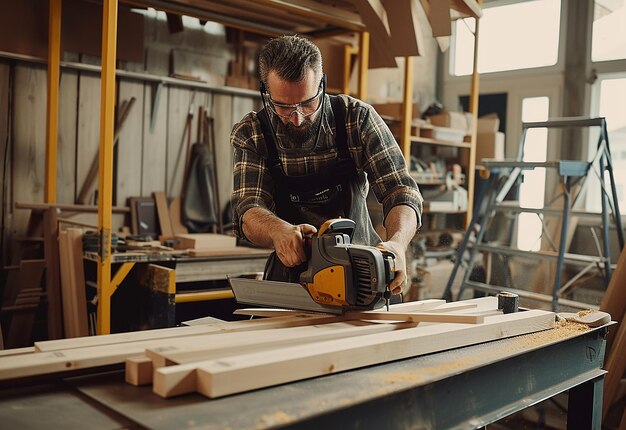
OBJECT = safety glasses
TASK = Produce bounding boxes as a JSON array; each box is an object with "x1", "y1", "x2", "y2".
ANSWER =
[{"x1": 261, "y1": 77, "x2": 325, "y2": 121}]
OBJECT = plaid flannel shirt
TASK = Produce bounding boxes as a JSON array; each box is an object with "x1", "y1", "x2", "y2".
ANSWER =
[{"x1": 230, "y1": 94, "x2": 423, "y2": 239}]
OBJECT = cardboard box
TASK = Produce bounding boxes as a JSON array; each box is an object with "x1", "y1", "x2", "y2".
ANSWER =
[
  {"x1": 477, "y1": 113, "x2": 500, "y2": 133},
  {"x1": 371, "y1": 102, "x2": 420, "y2": 121},
  {"x1": 475, "y1": 131, "x2": 505, "y2": 162},
  {"x1": 429, "y1": 111, "x2": 473, "y2": 132}
]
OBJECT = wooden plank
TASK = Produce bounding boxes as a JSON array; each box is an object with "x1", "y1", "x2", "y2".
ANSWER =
[
  {"x1": 75, "y1": 74, "x2": 100, "y2": 205},
  {"x1": 0, "y1": 346, "x2": 36, "y2": 357},
  {"x1": 194, "y1": 310, "x2": 555, "y2": 398},
  {"x1": 188, "y1": 246, "x2": 271, "y2": 257},
  {"x1": 58, "y1": 228, "x2": 89, "y2": 338},
  {"x1": 57, "y1": 70, "x2": 78, "y2": 204},
  {"x1": 141, "y1": 82, "x2": 168, "y2": 196},
  {"x1": 33, "y1": 312, "x2": 342, "y2": 352},
  {"x1": 153, "y1": 191, "x2": 174, "y2": 238},
  {"x1": 116, "y1": 80, "x2": 144, "y2": 206},
  {"x1": 43, "y1": 207, "x2": 63, "y2": 340},
  {"x1": 343, "y1": 311, "x2": 484, "y2": 324},
  {"x1": 602, "y1": 305, "x2": 626, "y2": 418},
  {"x1": 0, "y1": 313, "x2": 348, "y2": 380},
  {"x1": 601, "y1": 245, "x2": 626, "y2": 350},
  {"x1": 125, "y1": 355, "x2": 154, "y2": 386},
  {"x1": 152, "y1": 321, "x2": 412, "y2": 397}
]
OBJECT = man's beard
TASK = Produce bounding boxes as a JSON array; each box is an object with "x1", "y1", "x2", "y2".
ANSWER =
[{"x1": 283, "y1": 113, "x2": 322, "y2": 146}]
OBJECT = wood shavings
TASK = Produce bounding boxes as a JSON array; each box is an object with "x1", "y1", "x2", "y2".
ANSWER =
[{"x1": 257, "y1": 411, "x2": 292, "y2": 428}]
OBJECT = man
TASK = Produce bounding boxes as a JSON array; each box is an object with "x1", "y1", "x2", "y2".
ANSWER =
[{"x1": 231, "y1": 35, "x2": 422, "y2": 296}]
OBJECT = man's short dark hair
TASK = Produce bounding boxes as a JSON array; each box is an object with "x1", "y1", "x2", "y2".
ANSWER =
[{"x1": 259, "y1": 35, "x2": 323, "y2": 86}]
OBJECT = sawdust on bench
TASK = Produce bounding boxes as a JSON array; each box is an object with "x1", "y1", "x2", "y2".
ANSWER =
[
  {"x1": 374, "y1": 321, "x2": 590, "y2": 393},
  {"x1": 257, "y1": 411, "x2": 293, "y2": 428}
]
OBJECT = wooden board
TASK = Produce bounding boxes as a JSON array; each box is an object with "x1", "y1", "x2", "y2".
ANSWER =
[
  {"x1": 174, "y1": 233, "x2": 236, "y2": 250},
  {"x1": 601, "y1": 245, "x2": 626, "y2": 350},
  {"x1": 193, "y1": 310, "x2": 555, "y2": 398},
  {"x1": 58, "y1": 228, "x2": 89, "y2": 338},
  {"x1": 188, "y1": 246, "x2": 271, "y2": 257},
  {"x1": 153, "y1": 191, "x2": 173, "y2": 238}
]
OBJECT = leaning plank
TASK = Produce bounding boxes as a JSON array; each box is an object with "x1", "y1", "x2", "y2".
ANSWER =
[
  {"x1": 152, "y1": 322, "x2": 416, "y2": 397},
  {"x1": 194, "y1": 310, "x2": 555, "y2": 398}
]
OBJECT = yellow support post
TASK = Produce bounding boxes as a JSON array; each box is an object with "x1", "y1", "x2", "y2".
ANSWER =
[
  {"x1": 466, "y1": 18, "x2": 480, "y2": 228},
  {"x1": 357, "y1": 31, "x2": 369, "y2": 100},
  {"x1": 45, "y1": 0, "x2": 62, "y2": 204},
  {"x1": 97, "y1": 0, "x2": 118, "y2": 335},
  {"x1": 401, "y1": 56, "x2": 414, "y2": 161},
  {"x1": 110, "y1": 262, "x2": 135, "y2": 292}
]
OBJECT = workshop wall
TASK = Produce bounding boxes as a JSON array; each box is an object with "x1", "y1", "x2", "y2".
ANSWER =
[{"x1": 0, "y1": 4, "x2": 440, "y2": 271}]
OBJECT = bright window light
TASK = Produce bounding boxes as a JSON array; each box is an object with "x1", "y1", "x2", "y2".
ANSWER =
[
  {"x1": 517, "y1": 97, "x2": 550, "y2": 252},
  {"x1": 452, "y1": 0, "x2": 561, "y2": 76},
  {"x1": 592, "y1": 0, "x2": 626, "y2": 62}
]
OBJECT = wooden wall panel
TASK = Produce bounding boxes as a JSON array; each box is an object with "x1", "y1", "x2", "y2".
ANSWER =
[
  {"x1": 116, "y1": 80, "x2": 144, "y2": 206},
  {"x1": 13, "y1": 65, "x2": 46, "y2": 232},
  {"x1": 0, "y1": 63, "x2": 10, "y2": 266},
  {"x1": 75, "y1": 74, "x2": 101, "y2": 205},
  {"x1": 57, "y1": 71, "x2": 78, "y2": 204},
  {"x1": 165, "y1": 87, "x2": 193, "y2": 199},
  {"x1": 141, "y1": 83, "x2": 167, "y2": 195},
  {"x1": 212, "y1": 94, "x2": 234, "y2": 224}
]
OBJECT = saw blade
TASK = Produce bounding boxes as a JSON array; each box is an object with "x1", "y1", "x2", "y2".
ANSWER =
[{"x1": 228, "y1": 278, "x2": 342, "y2": 314}]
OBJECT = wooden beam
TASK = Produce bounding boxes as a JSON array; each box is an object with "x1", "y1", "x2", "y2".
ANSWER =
[
  {"x1": 194, "y1": 310, "x2": 555, "y2": 398},
  {"x1": 45, "y1": 0, "x2": 62, "y2": 204},
  {"x1": 125, "y1": 355, "x2": 154, "y2": 386}
]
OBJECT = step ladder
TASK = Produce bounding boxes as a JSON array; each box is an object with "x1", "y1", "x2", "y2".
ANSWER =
[{"x1": 443, "y1": 117, "x2": 624, "y2": 311}]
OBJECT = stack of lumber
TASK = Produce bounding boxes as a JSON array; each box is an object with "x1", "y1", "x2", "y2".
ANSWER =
[{"x1": 0, "y1": 297, "x2": 556, "y2": 399}]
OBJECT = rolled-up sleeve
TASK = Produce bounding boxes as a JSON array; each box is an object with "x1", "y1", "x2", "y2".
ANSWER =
[
  {"x1": 353, "y1": 103, "x2": 423, "y2": 227},
  {"x1": 231, "y1": 114, "x2": 276, "y2": 239}
]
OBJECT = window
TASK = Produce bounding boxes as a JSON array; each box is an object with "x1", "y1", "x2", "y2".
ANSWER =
[
  {"x1": 517, "y1": 97, "x2": 550, "y2": 251},
  {"x1": 588, "y1": 76, "x2": 626, "y2": 213},
  {"x1": 452, "y1": 0, "x2": 561, "y2": 76},
  {"x1": 592, "y1": 0, "x2": 626, "y2": 62}
]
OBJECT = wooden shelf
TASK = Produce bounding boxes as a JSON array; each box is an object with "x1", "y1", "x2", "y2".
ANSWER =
[{"x1": 409, "y1": 136, "x2": 472, "y2": 149}]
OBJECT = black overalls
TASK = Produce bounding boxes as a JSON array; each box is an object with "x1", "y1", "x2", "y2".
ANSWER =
[{"x1": 258, "y1": 95, "x2": 381, "y2": 247}]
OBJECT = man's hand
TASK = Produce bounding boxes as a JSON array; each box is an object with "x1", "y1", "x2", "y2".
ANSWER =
[
  {"x1": 376, "y1": 240, "x2": 407, "y2": 296},
  {"x1": 270, "y1": 223, "x2": 318, "y2": 267}
]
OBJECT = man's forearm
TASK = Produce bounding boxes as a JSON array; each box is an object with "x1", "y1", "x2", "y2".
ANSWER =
[
  {"x1": 241, "y1": 207, "x2": 290, "y2": 248},
  {"x1": 384, "y1": 205, "x2": 418, "y2": 248}
]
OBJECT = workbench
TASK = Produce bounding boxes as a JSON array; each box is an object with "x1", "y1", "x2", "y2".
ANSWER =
[
  {"x1": 84, "y1": 250, "x2": 271, "y2": 332},
  {"x1": 0, "y1": 324, "x2": 607, "y2": 429}
]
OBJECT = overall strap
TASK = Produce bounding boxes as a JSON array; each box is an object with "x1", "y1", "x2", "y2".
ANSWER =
[
  {"x1": 257, "y1": 108, "x2": 282, "y2": 171},
  {"x1": 329, "y1": 95, "x2": 349, "y2": 160}
]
